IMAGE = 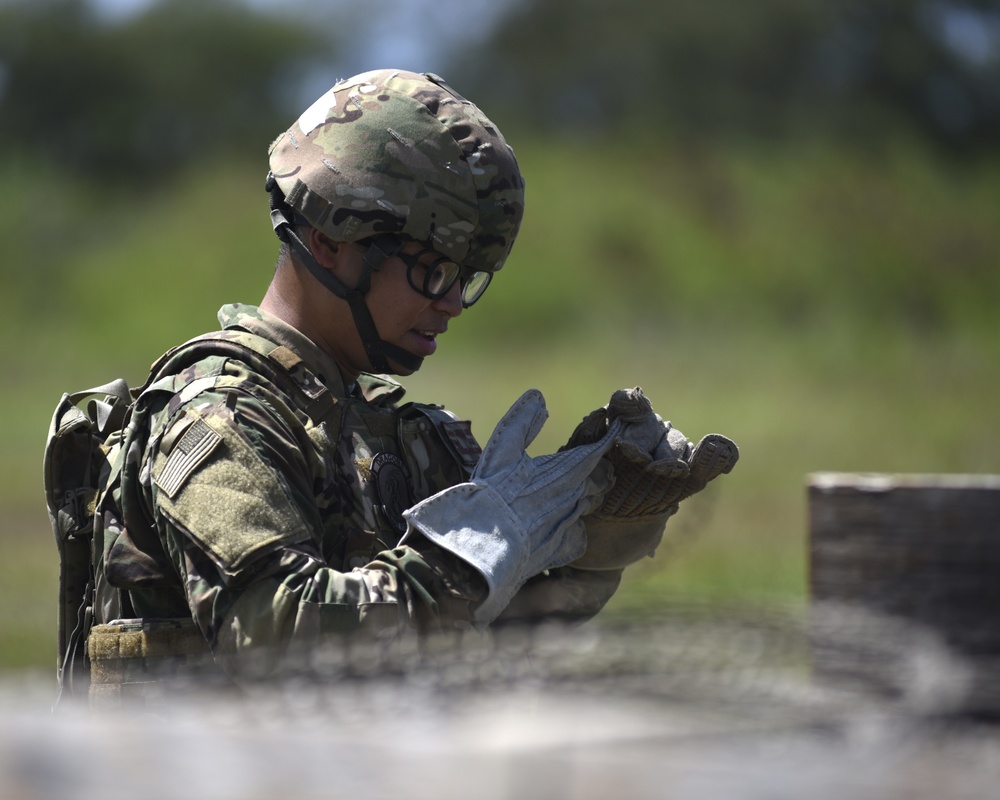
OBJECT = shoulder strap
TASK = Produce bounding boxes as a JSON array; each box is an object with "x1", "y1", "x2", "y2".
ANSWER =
[
  {"x1": 112, "y1": 328, "x2": 344, "y2": 535},
  {"x1": 44, "y1": 378, "x2": 134, "y2": 702},
  {"x1": 44, "y1": 379, "x2": 132, "y2": 540},
  {"x1": 139, "y1": 329, "x2": 336, "y2": 422}
]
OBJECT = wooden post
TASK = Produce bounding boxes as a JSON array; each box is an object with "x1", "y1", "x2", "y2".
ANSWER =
[{"x1": 809, "y1": 472, "x2": 1000, "y2": 654}]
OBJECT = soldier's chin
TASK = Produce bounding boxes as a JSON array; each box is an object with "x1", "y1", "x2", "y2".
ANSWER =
[{"x1": 384, "y1": 353, "x2": 424, "y2": 376}]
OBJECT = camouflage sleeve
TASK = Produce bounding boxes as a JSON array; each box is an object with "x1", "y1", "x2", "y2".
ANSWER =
[
  {"x1": 143, "y1": 390, "x2": 485, "y2": 670},
  {"x1": 495, "y1": 567, "x2": 624, "y2": 626}
]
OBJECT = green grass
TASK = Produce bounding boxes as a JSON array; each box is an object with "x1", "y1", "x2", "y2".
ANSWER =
[
  {"x1": 1, "y1": 518, "x2": 59, "y2": 676},
  {"x1": 3, "y1": 137, "x2": 998, "y2": 672}
]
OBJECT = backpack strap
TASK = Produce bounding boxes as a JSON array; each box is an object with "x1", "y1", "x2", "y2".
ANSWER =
[
  {"x1": 44, "y1": 378, "x2": 134, "y2": 702},
  {"x1": 45, "y1": 380, "x2": 132, "y2": 542}
]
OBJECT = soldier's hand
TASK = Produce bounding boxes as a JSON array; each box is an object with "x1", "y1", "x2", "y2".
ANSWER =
[
  {"x1": 403, "y1": 389, "x2": 622, "y2": 623},
  {"x1": 562, "y1": 387, "x2": 739, "y2": 570}
]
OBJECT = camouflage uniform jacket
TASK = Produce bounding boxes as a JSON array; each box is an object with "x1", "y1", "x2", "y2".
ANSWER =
[{"x1": 94, "y1": 304, "x2": 621, "y2": 671}]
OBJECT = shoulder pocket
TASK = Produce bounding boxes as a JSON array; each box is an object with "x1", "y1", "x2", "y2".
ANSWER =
[{"x1": 152, "y1": 407, "x2": 313, "y2": 578}]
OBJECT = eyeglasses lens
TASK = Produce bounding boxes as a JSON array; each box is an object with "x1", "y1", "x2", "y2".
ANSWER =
[
  {"x1": 461, "y1": 271, "x2": 491, "y2": 306},
  {"x1": 401, "y1": 245, "x2": 492, "y2": 307}
]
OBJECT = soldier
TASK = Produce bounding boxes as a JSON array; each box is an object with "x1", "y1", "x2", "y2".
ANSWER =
[{"x1": 86, "y1": 69, "x2": 737, "y2": 694}]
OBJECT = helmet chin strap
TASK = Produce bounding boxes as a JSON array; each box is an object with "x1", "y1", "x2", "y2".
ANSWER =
[{"x1": 267, "y1": 176, "x2": 423, "y2": 375}]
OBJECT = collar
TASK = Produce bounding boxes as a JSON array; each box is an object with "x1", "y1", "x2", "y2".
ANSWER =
[{"x1": 216, "y1": 304, "x2": 406, "y2": 405}]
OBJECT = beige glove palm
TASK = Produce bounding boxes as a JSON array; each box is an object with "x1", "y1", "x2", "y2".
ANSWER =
[{"x1": 563, "y1": 387, "x2": 739, "y2": 570}]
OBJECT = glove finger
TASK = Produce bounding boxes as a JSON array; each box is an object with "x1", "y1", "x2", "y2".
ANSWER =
[
  {"x1": 561, "y1": 386, "x2": 656, "y2": 454},
  {"x1": 606, "y1": 387, "x2": 654, "y2": 422},
  {"x1": 532, "y1": 416, "x2": 624, "y2": 490},
  {"x1": 478, "y1": 389, "x2": 549, "y2": 473},
  {"x1": 654, "y1": 425, "x2": 693, "y2": 462},
  {"x1": 606, "y1": 468, "x2": 667, "y2": 515},
  {"x1": 600, "y1": 444, "x2": 692, "y2": 515},
  {"x1": 560, "y1": 406, "x2": 609, "y2": 451},
  {"x1": 690, "y1": 434, "x2": 740, "y2": 479},
  {"x1": 615, "y1": 439, "x2": 653, "y2": 466},
  {"x1": 676, "y1": 434, "x2": 740, "y2": 501},
  {"x1": 613, "y1": 400, "x2": 676, "y2": 458},
  {"x1": 647, "y1": 457, "x2": 690, "y2": 479}
]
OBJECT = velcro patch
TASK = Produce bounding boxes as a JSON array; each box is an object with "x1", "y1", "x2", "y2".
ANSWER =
[
  {"x1": 155, "y1": 418, "x2": 223, "y2": 498},
  {"x1": 440, "y1": 420, "x2": 482, "y2": 468}
]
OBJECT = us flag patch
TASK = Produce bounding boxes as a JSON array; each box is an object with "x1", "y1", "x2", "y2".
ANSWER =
[
  {"x1": 155, "y1": 418, "x2": 223, "y2": 498},
  {"x1": 440, "y1": 420, "x2": 482, "y2": 468}
]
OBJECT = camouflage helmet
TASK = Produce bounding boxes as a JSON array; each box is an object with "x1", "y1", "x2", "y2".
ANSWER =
[{"x1": 268, "y1": 69, "x2": 525, "y2": 274}]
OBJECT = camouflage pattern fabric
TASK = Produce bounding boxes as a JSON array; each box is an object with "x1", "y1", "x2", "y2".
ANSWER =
[
  {"x1": 268, "y1": 69, "x2": 525, "y2": 274},
  {"x1": 94, "y1": 305, "x2": 618, "y2": 679}
]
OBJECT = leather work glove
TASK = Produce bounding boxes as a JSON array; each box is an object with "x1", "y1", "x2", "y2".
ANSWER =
[
  {"x1": 402, "y1": 389, "x2": 622, "y2": 625},
  {"x1": 562, "y1": 387, "x2": 739, "y2": 570}
]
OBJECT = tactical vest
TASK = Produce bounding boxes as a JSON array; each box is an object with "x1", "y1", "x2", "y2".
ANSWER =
[{"x1": 85, "y1": 328, "x2": 480, "y2": 706}]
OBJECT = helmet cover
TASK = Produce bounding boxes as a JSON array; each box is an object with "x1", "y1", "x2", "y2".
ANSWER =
[{"x1": 268, "y1": 69, "x2": 525, "y2": 273}]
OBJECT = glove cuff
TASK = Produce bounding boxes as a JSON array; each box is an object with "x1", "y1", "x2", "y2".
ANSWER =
[{"x1": 402, "y1": 482, "x2": 528, "y2": 624}]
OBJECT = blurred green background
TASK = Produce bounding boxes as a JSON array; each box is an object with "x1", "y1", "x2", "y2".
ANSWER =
[{"x1": 1, "y1": 0, "x2": 998, "y2": 675}]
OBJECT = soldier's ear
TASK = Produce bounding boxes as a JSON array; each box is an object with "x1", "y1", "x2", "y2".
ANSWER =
[{"x1": 306, "y1": 229, "x2": 354, "y2": 277}]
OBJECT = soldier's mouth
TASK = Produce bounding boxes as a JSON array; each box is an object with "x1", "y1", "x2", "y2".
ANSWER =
[{"x1": 409, "y1": 329, "x2": 442, "y2": 356}]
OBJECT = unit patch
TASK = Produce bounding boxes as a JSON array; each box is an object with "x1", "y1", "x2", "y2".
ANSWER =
[{"x1": 371, "y1": 452, "x2": 411, "y2": 533}]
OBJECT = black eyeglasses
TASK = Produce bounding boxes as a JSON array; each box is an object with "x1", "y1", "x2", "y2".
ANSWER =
[{"x1": 394, "y1": 245, "x2": 493, "y2": 308}]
